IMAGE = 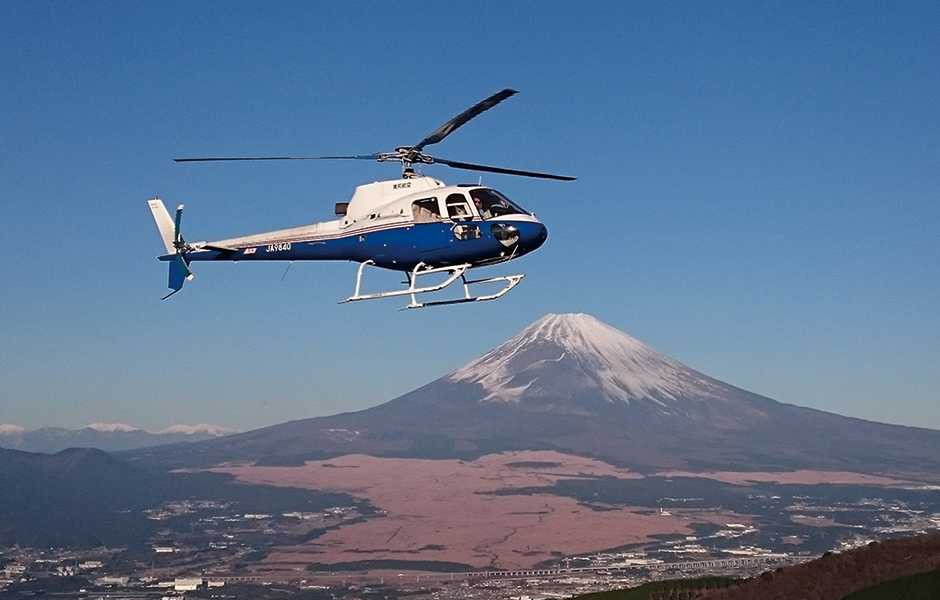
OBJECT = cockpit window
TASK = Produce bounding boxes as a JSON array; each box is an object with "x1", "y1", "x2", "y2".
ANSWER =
[{"x1": 469, "y1": 188, "x2": 529, "y2": 219}]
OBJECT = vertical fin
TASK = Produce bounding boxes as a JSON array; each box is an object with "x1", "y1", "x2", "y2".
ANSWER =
[
  {"x1": 163, "y1": 255, "x2": 193, "y2": 300},
  {"x1": 147, "y1": 198, "x2": 176, "y2": 254}
]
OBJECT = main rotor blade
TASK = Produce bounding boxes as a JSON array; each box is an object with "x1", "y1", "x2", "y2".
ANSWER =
[
  {"x1": 173, "y1": 154, "x2": 379, "y2": 163},
  {"x1": 413, "y1": 89, "x2": 518, "y2": 151},
  {"x1": 431, "y1": 156, "x2": 576, "y2": 181}
]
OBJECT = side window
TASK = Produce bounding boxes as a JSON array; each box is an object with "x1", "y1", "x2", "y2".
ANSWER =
[
  {"x1": 445, "y1": 193, "x2": 473, "y2": 221},
  {"x1": 411, "y1": 197, "x2": 441, "y2": 223}
]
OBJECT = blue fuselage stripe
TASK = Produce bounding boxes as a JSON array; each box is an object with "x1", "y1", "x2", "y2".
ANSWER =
[{"x1": 162, "y1": 219, "x2": 548, "y2": 271}]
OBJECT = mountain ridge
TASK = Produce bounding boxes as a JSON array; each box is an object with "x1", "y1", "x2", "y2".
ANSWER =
[{"x1": 0, "y1": 423, "x2": 235, "y2": 454}]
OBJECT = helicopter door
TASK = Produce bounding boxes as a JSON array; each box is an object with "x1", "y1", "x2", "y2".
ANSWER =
[
  {"x1": 445, "y1": 193, "x2": 474, "y2": 221},
  {"x1": 445, "y1": 193, "x2": 480, "y2": 240}
]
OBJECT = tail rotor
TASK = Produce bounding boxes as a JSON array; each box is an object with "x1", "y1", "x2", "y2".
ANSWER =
[
  {"x1": 173, "y1": 204, "x2": 186, "y2": 249},
  {"x1": 147, "y1": 198, "x2": 195, "y2": 300}
]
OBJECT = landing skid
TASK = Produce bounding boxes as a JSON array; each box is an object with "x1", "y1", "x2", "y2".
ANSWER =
[
  {"x1": 407, "y1": 273, "x2": 524, "y2": 309},
  {"x1": 341, "y1": 260, "x2": 524, "y2": 309}
]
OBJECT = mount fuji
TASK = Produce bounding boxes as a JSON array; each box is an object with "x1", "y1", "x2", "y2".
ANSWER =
[
  {"x1": 450, "y1": 313, "x2": 759, "y2": 420},
  {"x1": 132, "y1": 314, "x2": 940, "y2": 477}
]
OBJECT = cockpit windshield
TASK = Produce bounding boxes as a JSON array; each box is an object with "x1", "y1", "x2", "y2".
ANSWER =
[{"x1": 469, "y1": 188, "x2": 529, "y2": 219}]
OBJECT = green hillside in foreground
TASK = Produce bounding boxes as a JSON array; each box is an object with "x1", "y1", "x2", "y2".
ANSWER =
[
  {"x1": 570, "y1": 533, "x2": 940, "y2": 600},
  {"x1": 572, "y1": 576, "x2": 737, "y2": 600},
  {"x1": 568, "y1": 569, "x2": 940, "y2": 600},
  {"x1": 701, "y1": 533, "x2": 940, "y2": 599},
  {"x1": 842, "y1": 568, "x2": 940, "y2": 600}
]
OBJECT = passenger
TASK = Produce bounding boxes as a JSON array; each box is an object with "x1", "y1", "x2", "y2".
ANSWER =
[{"x1": 412, "y1": 200, "x2": 440, "y2": 223}]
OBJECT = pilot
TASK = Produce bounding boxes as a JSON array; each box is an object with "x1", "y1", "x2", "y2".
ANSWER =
[{"x1": 474, "y1": 197, "x2": 493, "y2": 219}]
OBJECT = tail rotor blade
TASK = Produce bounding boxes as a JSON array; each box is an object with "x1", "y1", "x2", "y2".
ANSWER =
[{"x1": 173, "y1": 204, "x2": 184, "y2": 245}]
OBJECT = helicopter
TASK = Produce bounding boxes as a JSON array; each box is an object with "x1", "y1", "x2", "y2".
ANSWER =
[{"x1": 149, "y1": 88, "x2": 575, "y2": 308}]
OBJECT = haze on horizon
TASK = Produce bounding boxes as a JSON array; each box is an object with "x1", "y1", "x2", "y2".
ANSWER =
[{"x1": 0, "y1": 2, "x2": 937, "y2": 433}]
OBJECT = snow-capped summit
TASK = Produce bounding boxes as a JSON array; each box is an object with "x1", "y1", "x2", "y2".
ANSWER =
[
  {"x1": 158, "y1": 423, "x2": 234, "y2": 436},
  {"x1": 0, "y1": 424, "x2": 26, "y2": 435},
  {"x1": 449, "y1": 313, "x2": 725, "y2": 411},
  {"x1": 86, "y1": 422, "x2": 141, "y2": 433}
]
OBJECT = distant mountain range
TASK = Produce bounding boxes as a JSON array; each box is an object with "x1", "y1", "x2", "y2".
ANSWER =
[
  {"x1": 130, "y1": 313, "x2": 940, "y2": 478},
  {"x1": 0, "y1": 422, "x2": 234, "y2": 454}
]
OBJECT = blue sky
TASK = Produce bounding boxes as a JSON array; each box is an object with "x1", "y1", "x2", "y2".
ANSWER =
[{"x1": 1, "y1": 2, "x2": 937, "y2": 432}]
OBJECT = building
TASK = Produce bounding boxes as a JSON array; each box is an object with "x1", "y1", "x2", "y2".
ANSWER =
[
  {"x1": 2, "y1": 565, "x2": 26, "y2": 578},
  {"x1": 174, "y1": 577, "x2": 205, "y2": 592}
]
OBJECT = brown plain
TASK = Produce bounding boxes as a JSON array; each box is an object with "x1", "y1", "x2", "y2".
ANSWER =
[
  {"x1": 655, "y1": 469, "x2": 913, "y2": 487},
  {"x1": 217, "y1": 451, "x2": 741, "y2": 572}
]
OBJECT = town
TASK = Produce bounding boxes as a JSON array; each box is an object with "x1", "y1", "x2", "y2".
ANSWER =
[{"x1": 4, "y1": 488, "x2": 939, "y2": 600}]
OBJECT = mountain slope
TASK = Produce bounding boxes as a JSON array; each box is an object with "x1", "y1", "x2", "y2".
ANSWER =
[
  {"x1": 0, "y1": 447, "x2": 363, "y2": 548},
  {"x1": 130, "y1": 314, "x2": 940, "y2": 476},
  {"x1": 570, "y1": 534, "x2": 940, "y2": 600},
  {"x1": 700, "y1": 533, "x2": 940, "y2": 600},
  {"x1": 0, "y1": 447, "x2": 160, "y2": 547}
]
